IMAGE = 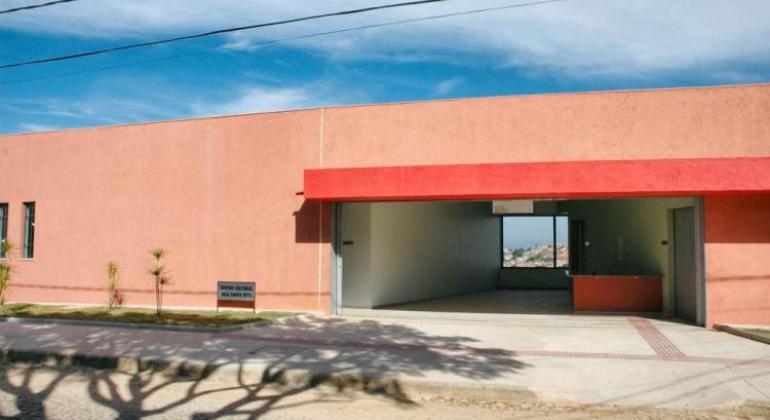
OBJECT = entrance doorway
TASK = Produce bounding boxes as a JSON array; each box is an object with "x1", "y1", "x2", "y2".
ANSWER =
[
  {"x1": 569, "y1": 219, "x2": 585, "y2": 273},
  {"x1": 332, "y1": 198, "x2": 705, "y2": 323},
  {"x1": 674, "y1": 207, "x2": 698, "y2": 323}
]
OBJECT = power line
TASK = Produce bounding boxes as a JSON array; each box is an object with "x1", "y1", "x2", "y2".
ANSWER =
[
  {"x1": 0, "y1": 0, "x2": 452, "y2": 69},
  {"x1": 0, "y1": 0, "x2": 570, "y2": 85},
  {"x1": 0, "y1": 0, "x2": 78, "y2": 15}
]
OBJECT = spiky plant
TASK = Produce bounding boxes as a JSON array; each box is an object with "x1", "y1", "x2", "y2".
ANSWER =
[
  {"x1": 0, "y1": 240, "x2": 10, "y2": 259},
  {"x1": 0, "y1": 241, "x2": 14, "y2": 305},
  {"x1": 106, "y1": 261, "x2": 124, "y2": 310},
  {"x1": 148, "y1": 248, "x2": 169, "y2": 316},
  {"x1": 150, "y1": 248, "x2": 166, "y2": 261}
]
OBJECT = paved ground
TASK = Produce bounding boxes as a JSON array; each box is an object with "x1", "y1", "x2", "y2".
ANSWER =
[
  {"x1": 375, "y1": 290, "x2": 573, "y2": 314},
  {"x1": 0, "y1": 312, "x2": 768, "y2": 416},
  {"x1": 0, "y1": 364, "x2": 767, "y2": 420}
]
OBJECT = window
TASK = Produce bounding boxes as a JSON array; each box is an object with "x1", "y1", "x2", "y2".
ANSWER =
[
  {"x1": 502, "y1": 215, "x2": 568, "y2": 268},
  {"x1": 23, "y1": 202, "x2": 35, "y2": 259},
  {"x1": 0, "y1": 203, "x2": 7, "y2": 259}
]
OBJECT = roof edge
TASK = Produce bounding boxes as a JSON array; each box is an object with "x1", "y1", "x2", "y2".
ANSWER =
[{"x1": 2, "y1": 81, "x2": 769, "y2": 138}]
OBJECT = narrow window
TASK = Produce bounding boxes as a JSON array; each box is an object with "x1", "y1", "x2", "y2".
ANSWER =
[
  {"x1": 0, "y1": 203, "x2": 7, "y2": 258},
  {"x1": 555, "y1": 215, "x2": 569, "y2": 268},
  {"x1": 23, "y1": 202, "x2": 35, "y2": 259}
]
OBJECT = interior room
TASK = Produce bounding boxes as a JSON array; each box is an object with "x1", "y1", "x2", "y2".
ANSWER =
[{"x1": 336, "y1": 197, "x2": 702, "y2": 323}]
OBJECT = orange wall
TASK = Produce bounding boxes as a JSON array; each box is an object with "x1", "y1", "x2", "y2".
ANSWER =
[
  {"x1": 1, "y1": 84, "x2": 769, "y2": 314},
  {"x1": 322, "y1": 84, "x2": 770, "y2": 167},
  {"x1": 705, "y1": 194, "x2": 770, "y2": 326},
  {"x1": 573, "y1": 275, "x2": 663, "y2": 313},
  {"x1": 0, "y1": 111, "x2": 331, "y2": 312}
]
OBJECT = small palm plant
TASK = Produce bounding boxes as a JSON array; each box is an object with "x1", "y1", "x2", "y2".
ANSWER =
[
  {"x1": 106, "y1": 261, "x2": 125, "y2": 310},
  {"x1": 0, "y1": 240, "x2": 13, "y2": 305},
  {"x1": 148, "y1": 248, "x2": 170, "y2": 316}
]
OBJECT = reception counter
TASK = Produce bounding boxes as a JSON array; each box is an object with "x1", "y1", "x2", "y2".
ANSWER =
[{"x1": 572, "y1": 275, "x2": 662, "y2": 312}]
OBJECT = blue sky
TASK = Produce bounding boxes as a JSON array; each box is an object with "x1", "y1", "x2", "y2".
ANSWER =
[{"x1": 1, "y1": 0, "x2": 769, "y2": 134}]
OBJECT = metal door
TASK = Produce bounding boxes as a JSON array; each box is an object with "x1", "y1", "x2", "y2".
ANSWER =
[{"x1": 674, "y1": 207, "x2": 697, "y2": 322}]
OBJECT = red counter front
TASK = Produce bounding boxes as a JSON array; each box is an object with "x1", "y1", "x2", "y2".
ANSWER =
[{"x1": 572, "y1": 275, "x2": 662, "y2": 312}]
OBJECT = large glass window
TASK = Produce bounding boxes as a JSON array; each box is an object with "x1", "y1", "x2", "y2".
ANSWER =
[
  {"x1": 502, "y1": 215, "x2": 569, "y2": 268},
  {"x1": 0, "y1": 203, "x2": 7, "y2": 259},
  {"x1": 555, "y1": 216, "x2": 568, "y2": 268},
  {"x1": 23, "y1": 202, "x2": 35, "y2": 259}
]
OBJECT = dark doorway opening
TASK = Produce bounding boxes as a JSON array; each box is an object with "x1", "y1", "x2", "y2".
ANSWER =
[
  {"x1": 674, "y1": 207, "x2": 698, "y2": 323},
  {"x1": 569, "y1": 219, "x2": 585, "y2": 273}
]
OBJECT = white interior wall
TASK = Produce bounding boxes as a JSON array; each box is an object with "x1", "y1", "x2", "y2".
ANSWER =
[{"x1": 341, "y1": 201, "x2": 500, "y2": 308}]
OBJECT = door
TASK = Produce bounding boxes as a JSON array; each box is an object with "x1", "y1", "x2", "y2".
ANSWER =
[
  {"x1": 569, "y1": 219, "x2": 585, "y2": 273},
  {"x1": 338, "y1": 203, "x2": 373, "y2": 309},
  {"x1": 674, "y1": 207, "x2": 697, "y2": 323}
]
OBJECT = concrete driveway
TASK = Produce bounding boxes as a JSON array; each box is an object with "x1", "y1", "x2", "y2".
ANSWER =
[
  {"x1": 333, "y1": 312, "x2": 770, "y2": 409},
  {"x1": 0, "y1": 312, "x2": 768, "y2": 412}
]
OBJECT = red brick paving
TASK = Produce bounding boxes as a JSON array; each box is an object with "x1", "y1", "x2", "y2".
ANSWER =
[{"x1": 628, "y1": 317, "x2": 686, "y2": 359}]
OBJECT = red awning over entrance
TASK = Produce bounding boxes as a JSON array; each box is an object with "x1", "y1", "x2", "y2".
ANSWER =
[{"x1": 303, "y1": 157, "x2": 770, "y2": 202}]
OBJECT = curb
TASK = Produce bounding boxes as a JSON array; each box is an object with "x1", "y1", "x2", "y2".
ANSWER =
[
  {"x1": 714, "y1": 324, "x2": 770, "y2": 345},
  {"x1": 0, "y1": 314, "x2": 299, "y2": 334},
  {"x1": 0, "y1": 347, "x2": 214, "y2": 379}
]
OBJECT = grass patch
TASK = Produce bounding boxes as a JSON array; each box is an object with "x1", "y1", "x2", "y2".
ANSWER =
[
  {"x1": 744, "y1": 328, "x2": 770, "y2": 339},
  {"x1": 0, "y1": 303, "x2": 294, "y2": 327}
]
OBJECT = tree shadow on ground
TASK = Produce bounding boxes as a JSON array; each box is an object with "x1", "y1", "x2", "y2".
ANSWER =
[
  {"x1": 0, "y1": 364, "x2": 71, "y2": 419},
  {"x1": 0, "y1": 316, "x2": 529, "y2": 419}
]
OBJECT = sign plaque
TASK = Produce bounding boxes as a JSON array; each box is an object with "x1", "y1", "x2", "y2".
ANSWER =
[{"x1": 217, "y1": 281, "x2": 256, "y2": 312}]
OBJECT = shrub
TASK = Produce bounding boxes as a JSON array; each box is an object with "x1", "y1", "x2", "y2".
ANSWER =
[
  {"x1": 148, "y1": 248, "x2": 170, "y2": 316},
  {"x1": 0, "y1": 241, "x2": 14, "y2": 305},
  {"x1": 106, "y1": 261, "x2": 125, "y2": 310}
]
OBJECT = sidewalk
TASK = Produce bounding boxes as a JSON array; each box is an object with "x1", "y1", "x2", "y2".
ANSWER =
[{"x1": 0, "y1": 313, "x2": 768, "y2": 411}]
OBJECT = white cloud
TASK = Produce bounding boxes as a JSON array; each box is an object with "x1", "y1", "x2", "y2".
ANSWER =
[
  {"x1": 16, "y1": 123, "x2": 59, "y2": 133},
  {"x1": 189, "y1": 81, "x2": 373, "y2": 117},
  {"x1": 2, "y1": 0, "x2": 770, "y2": 79},
  {"x1": 433, "y1": 76, "x2": 463, "y2": 95},
  {"x1": 11, "y1": 95, "x2": 181, "y2": 124},
  {"x1": 190, "y1": 85, "x2": 315, "y2": 116},
  {"x1": 2, "y1": 74, "x2": 195, "y2": 131},
  {"x1": 4, "y1": 78, "x2": 364, "y2": 133}
]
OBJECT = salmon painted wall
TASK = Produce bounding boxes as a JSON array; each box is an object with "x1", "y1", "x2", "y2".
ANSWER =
[
  {"x1": 0, "y1": 111, "x2": 332, "y2": 312},
  {"x1": 322, "y1": 84, "x2": 770, "y2": 167},
  {"x1": 1, "y1": 83, "x2": 769, "y2": 315},
  {"x1": 705, "y1": 194, "x2": 770, "y2": 326}
]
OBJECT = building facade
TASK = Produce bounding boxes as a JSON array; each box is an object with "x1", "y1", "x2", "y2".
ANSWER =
[{"x1": 1, "y1": 83, "x2": 768, "y2": 326}]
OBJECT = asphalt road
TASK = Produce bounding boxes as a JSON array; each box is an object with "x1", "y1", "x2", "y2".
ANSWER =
[{"x1": 0, "y1": 363, "x2": 766, "y2": 419}]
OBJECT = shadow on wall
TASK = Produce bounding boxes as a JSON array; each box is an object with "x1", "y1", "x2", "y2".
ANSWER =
[
  {"x1": 705, "y1": 195, "x2": 770, "y2": 244},
  {"x1": 703, "y1": 195, "x2": 770, "y2": 324},
  {"x1": 293, "y1": 200, "x2": 331, "y2": 244},
  {"x1": 0, "y1": 316, "x2": 528, "y2": 418}
]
